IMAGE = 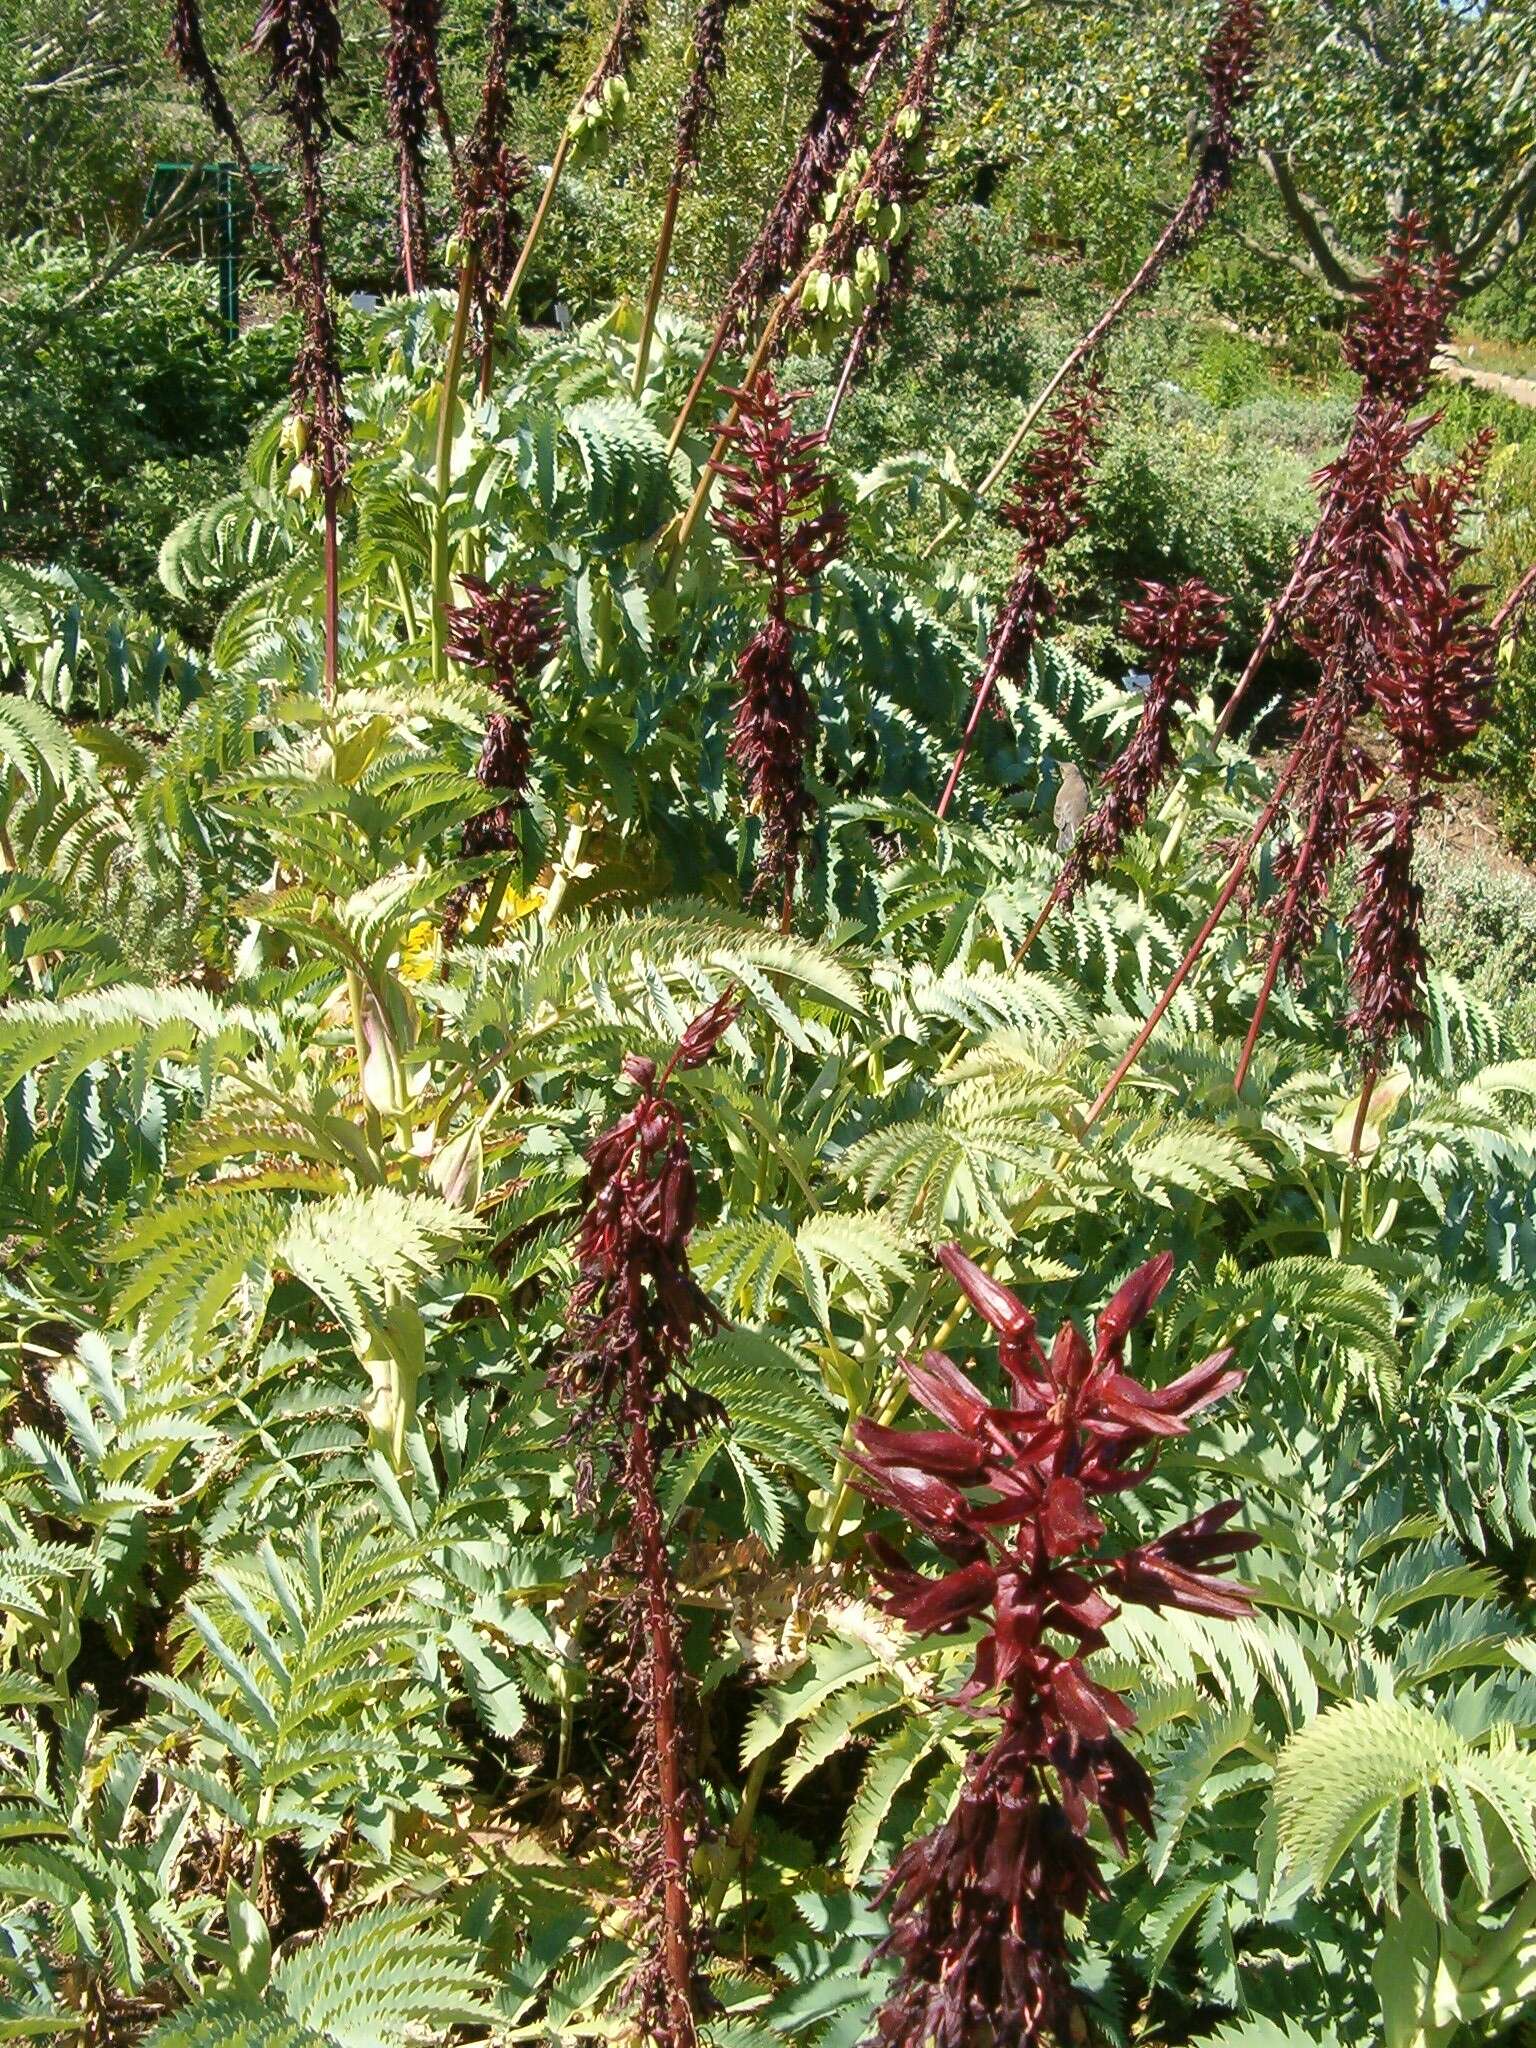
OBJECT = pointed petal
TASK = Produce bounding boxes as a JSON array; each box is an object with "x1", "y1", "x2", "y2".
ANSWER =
[
  {"x1": 935, "y1": 1243, "x2": 1036, "y2": 1338},
  {"x1": 1138, "y1": 1348, "x2": 1244, "y2": 1418},
  {"x1": 1039, "y1": 1475, "x2": 1105, "y2": 1558},
  {"x1": 854, "y1": 1418, "x2": 987, "y2": 1482},
  {"x1": 904, "y1": 1348, "x2": 991, "y2": 1434},
  {"x1": 1095, "y1": 1252, "x2": 1176, "y2": 1358}
]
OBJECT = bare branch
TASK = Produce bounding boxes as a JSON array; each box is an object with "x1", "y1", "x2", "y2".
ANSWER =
[
  {"x1": 1257, "y1": 146, "x2": 1374, "y2": 295},
  {"x1": 64, "y1": 169, "x2": 204, "y2": 311}
]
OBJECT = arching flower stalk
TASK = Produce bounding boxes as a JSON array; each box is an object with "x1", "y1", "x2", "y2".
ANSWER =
[
  {"x1": 666, "y1": 0, "x2": 909, "y2": 458},
  {"x1": 663, "y1": 0, "x2": 959, "y2": 570},
  {"x1": 1017, "y1": 579, "x2": 1227, "y2": 958},
  {"x1": 501, "y1": 0, "x2": 652, "y2": 318},
  {"x1": 169, "y1": 0, "x2": 348, "y2": 693},
  {"x1": 1082, "y1": 221, "x2": 1461, "y2": 1132},
  {"x1": 858, "y1": 1244, "x2": 1255, "y2": 2048},
  {"x1": 711, "y1": 377, "x2": 847, "y2": 922},
  {"x1": 1494, "y1": 559, "x2": 1536, "y2": 644},
  {"x1": 922, "y1": 0, "x2": 1265, "y2": 564},
  {"x1": 817, "y1": 0, "x2": 963, "y2": 434},
  {"x1": 470, "y1": 144, "x2": 533, "y2": 397},
  {"x1": 1342, "y1": 445, "x2": 1494, "y2": 1150},
  {"x1": 936, "y1": 371, "x2": 1109, "y2": 819},
  {"x1": 632, "y1": 0, "x2": 746, "y2": 395},
  {"x1": 167, "y1": 0, "x2": 296, "y2": 280},
  {"x1": 729, "y1": 0, "x2": 896, "y2": 334},
  {"x1": 251, "y1": 0, "x2": 348, "y2": 700},
  {"x1": 554, "y1": 992, "x2": 740, "y2": 2048},
  {"x1": 384, "y1": 0, "x2": 454, "y2": 293},
  {"x1": 440, "y1": 578, "x2": 560, "y2": 944},
  {"x1": 430, "y1": 0, "x2": 522, "y2": 675}
]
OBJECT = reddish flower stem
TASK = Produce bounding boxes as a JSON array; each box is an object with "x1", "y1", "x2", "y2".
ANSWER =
[
  {"x1": 1212, "y1": 501, "x2": 1333, "y2": 739},
  {"x1": 1081, "y1": 720, "x2": 1313, "y2": 1130},
  {"x1": 627, "y1": 1402, "x2": 697, "y2": 2042},
  {"x1": 1493, "y1": 558, "x2": 1536, "y2": 639},
  {"x1": 936, "y1": 634, "x2": 1010, "y2": 819},
  {"x1": 922, "y1": 196, "x2": 1201, "y2": 566},
  {"x1": 1231, "y1": 727, "x2": 1341, "y2": 1087},
  {"x1": 399, "y1": 165, "x2": 419, "y2": 295},
  {"x1": 1348, "y1": 1059, "x2": 1380, "y2": 1161},
  {"x1": 665, "y1": 2, "x2": 911, "y2": 459}
]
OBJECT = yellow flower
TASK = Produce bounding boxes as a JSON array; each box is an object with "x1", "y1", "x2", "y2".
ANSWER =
[{"x1": 397, "y1": 920, "x2": 438, "y2": 983}]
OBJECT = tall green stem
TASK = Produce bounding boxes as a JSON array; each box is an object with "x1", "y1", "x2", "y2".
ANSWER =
[
  {"x1": 704, "y1": 1751, "x2": 770, "y2": 1922},
  {"x1": 431, "y1": 261, "x2": 478, "y2": 680},
  {"x1": 633, "y1": 176, "x2": 683, "y2": 397},
  {"x1": 500, "y1": 129, "x2": 573, "y2": 325}
]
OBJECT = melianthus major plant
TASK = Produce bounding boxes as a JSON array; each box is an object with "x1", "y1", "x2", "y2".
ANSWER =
[{"x1": 1, "y1": 0, "x2": 1535, "y2": 2045}]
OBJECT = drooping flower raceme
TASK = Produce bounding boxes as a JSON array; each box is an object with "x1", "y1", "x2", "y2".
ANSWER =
[
  {"x1": 384, "y1": 0, "x2": 449, "y2": 290},
  {"x1": 555, "y1": 992, "x2": 740, "y2": 2048},
  {"x1": 1055, "y1": 577, "x2": 1228, "y2": 904},
  {"x1": 672, "y1": 0, "x2": 743, "y2": 175},
  {"x1": 1345, "y1": 443, "x2": 1494, "y2": 1062},
  {"x1": 440, "y1": 577, "x2": 559, "y2": 941},
  {"x1": 857, "y1": 1244, "x2": 1255, "y2": 2048},
  {"x1": 937, "y1": 372, "x2": 1109, "y2": 817},
  {"x1": 712, "y1": 376, "x2": 847, "y2": 913},
  {"x1": 1175, "y1": 0, "x2": 1266, "y2": 249},
  {"x1": 1229, "y1": 220, "x2": 1463, "y2": 1088},
  {"x1": 729, "y1": 0, "x2": 896, "y2": 329}
]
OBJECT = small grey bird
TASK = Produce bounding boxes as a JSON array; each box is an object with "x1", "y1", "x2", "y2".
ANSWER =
[{"x1": 1053, "y1": 761, "x2": 1090, "y2": 852}]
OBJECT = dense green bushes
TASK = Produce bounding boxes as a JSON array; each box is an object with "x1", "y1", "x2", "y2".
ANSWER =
[{"x1": 0, "y1": 239, "x2": 293, "y2": 607}]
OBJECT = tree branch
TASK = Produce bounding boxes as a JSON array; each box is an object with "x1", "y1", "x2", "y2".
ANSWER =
[
  {"x1": 1457, "y1": 149, "x2": 1536, "y2": 292},
  {"x1": 64, "y1": 169, "x2": 205, "y2": 311},
  {"x1": 1257, "y1": 146, "x2": 1374, "y2": 296}
]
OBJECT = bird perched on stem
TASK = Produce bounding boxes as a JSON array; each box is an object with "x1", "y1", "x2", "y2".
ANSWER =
[{"x1": 1052, "y1": 760, "x2": 1089, "y2": 851}]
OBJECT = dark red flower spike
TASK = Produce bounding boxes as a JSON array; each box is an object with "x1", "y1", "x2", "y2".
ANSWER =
[
  {"x1": 553, "y1": 995, "x2": 740, "y2": 2046},
  {"x1": 858, "y1": 1246, "x2": 1254, "y2": 2048},
  {"x1": 440, "y1": 579, "x2": 560, "y2": 942},
  {"x1": 711, "y1": 375, "x2": 846, "y2": 917},
  {"x1": 937, "y1": 372, "x2": 1111, "y2": 819}
]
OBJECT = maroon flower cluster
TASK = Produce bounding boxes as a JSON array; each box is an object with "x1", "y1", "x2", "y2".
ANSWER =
[
  {"x1": 441, "y1": 577, "x2": 559, "y2": 942},
  {"x1": 672, "y1": 0, "x2": 744, "y2": 173},
  {"x1": 858, "y1": 1244, "x2": 1254, "y2": 2048},
  {"x1": 555, "y1": 993, "x2": 739, "y2": 2048},
  {"x1": 937, "y1": 373, "x2": 1109, "y2": 818},
  {"x1": 729, "y1": 0, "x2": 896, "y2": 328},
  {"x1": 384, "y1": 0, "x2": 450, "y2": 292},
  {"x1": 1179, "y1": 0, "x2": 1265, "y2": 241},
  {"x1": 453, "y1": 0, "x2": 532, "y2": 367},
  {"x1": 1057, "y1": 579, "x2": 1228, "y2": 902},
  {"x1": 712, "y1": 376, "x2": 847, "y2": 913},
  {"x1": 1341, "y1": 216, "x2": 1457, "y2": 411},
  {"x1": 251, "y1": 0, "x2": 350, "y2": 519},
  {"x1": 168, "y1": 0, "x2": 296, "y2": 280},
  {"x1": 1231, "y1": 220, "x2": 1472, "y2": 1088},
  {"x1": 988, "y1": 372, "x2": 1110, "y2": 682},
  {"x1": 560, "y1": 990, "x2": 737, "y2": 1447},
  {"x1": 1344, "y1": 446, "x2": 1494, "y2": 1059},
  {"x1": 251, "y1": 0, "x2": 341, "y2": 139}
]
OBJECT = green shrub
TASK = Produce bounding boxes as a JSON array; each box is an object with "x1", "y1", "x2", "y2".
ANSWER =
[
  {"x1": 1421, "y1": 844, "x2": 1536, "y2": 1051},
  {"x1": 0, "y1": 238, "x2": 294, "y2": 610}
]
